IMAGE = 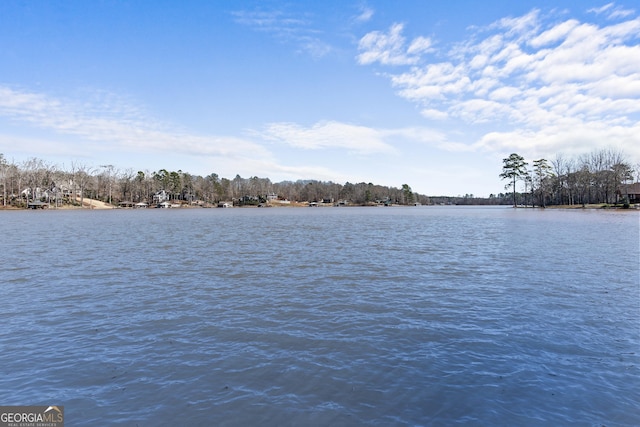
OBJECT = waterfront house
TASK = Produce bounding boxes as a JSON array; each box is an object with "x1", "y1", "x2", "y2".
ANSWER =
[
  {"x1": 618, "y1": 182, "x2": 640, "y2": 203},
  {"x1": 153, "y1": 190, "x2": 169, "y2": 204},
  {"x1": 618, "y1": 182, "x2": 640, "y2": 205},
  {"x1": 57, "y1": 180, "x2": 78, "y2": 198},
  {"x1": 22, "y1": 187, "x2": 48, "y2": 200}
]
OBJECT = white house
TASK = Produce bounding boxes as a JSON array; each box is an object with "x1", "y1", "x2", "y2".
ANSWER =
[{"x1": 153, "y1": 190, "x2": 170, "y2": 203}]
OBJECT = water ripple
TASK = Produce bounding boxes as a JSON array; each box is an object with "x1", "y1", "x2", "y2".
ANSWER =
[{"x1": 0, "y1": 207, "x2": 638, "y2": 426}]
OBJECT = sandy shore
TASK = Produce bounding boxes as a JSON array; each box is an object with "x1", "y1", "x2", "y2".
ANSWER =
[{"x1": 64, "y1": 197, "x2": 114, "y2": 209}]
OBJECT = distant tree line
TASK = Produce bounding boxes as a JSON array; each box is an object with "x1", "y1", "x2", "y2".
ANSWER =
[
  {"x1": 500, "y1": 148, "x2": 637, "y2": 207},
  {"x1": 0, "y1": 153, "x2": 429, "y2": 207}
]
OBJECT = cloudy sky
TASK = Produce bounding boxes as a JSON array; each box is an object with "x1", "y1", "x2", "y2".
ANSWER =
[{"x1": 1, "y1": 1, "x2": 638, "y2": 196}]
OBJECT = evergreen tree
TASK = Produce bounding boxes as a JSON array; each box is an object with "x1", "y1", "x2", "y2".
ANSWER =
[{"x1": 500, "y1": 153, "x2": 528, "y2": 207}]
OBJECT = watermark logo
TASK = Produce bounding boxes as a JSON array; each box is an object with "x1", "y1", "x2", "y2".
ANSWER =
[{"x1": 0, "y1": 406, "x2": 64, "y2": 427}]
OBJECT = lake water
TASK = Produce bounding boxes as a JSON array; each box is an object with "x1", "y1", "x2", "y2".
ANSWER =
[{"x1": 0, "y1": 206, "x2": 638, "y2": 426}]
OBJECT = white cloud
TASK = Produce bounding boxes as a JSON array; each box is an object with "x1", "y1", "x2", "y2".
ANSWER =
[
  {"x1": 588, "y1": 3, "x2": 615, "y2": 15},
  {"x1": 608, "y1": 8, "x2": 635, "y2": 19},
  {"x1": 1, "y1": 86, "x2": 395, "y2": 183},
  {"x1": 357, "y1": 8, "x2": 640, "y2": 162},
  {"x1": 259, "y1": 120, "x2": 396, "y2": 154},
  {"x1": 299, "y1": 39, "x2": 333, "y2": 59},
  {"x1": 489, "y1": 9, "x2": 540, "y2": 41},
  {"x1": 0, "y1": 133, "x2": 84, "y2": 159},
  {"x1": 231, "y1": 10, "x2": 308, "y2": 32},
  {"x1": 232, "y1": 9, "x2": 333, "y2": 58},
  {"x1": 488, "y1": 86, "x2": 520, "y2": 101},
  {"x1": 452, "y1": 99, "x2": 515, "y2": 123},
  {"x1": 475, "y1": 120, "x2": 640, "y2": 161},
  {"x1": 357, "y1": 23, "x2": 411, "y2": 65},
  {"x1": 529, "y1": 19, "x2": 580, "y2": 48},
  {"x1": 354, "y1": 5, "x2": 374, "y2": 23},
  {"x1": 381, "y1": 126, "x2": 447, "y2": 145},
  {"x1": 0, "y1": 85, "x2": 271, "y2": 160},
  {"x1": 588, "y1": 2, "x2": 635, "y2": 20},
  {"x1": 421, "y1": 108, "x2": 449, "y2": 120},
  {"x1": 391, "y1": 62, "x2": 471, "y2": 101},
  {"x1": 357, "y1": 23, "x2": 433, "y2": 65},
  {"x1": 407, "y1": 36, "x2": 434, "y2": 55}
]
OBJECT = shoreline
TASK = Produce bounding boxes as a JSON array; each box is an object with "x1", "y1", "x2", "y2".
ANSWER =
[{"x1": 2, "y1": 202, "x2": 638, "y2": 211}]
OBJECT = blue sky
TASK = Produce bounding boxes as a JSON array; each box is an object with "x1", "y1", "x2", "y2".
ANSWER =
[{"x1": 1, "y1": 1, "x2": 638, "y2": 196}]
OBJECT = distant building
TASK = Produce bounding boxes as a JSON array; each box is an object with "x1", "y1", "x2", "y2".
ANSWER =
[
  {"x1": 21, "y1": 187, "x2": 48, "y2": 200},
  {"x1": 153, "y1": 190, "x2": 169, "y2": 203},
  {"x1": 619, "y1": 183, "x2": 640, "y2": 203}
]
